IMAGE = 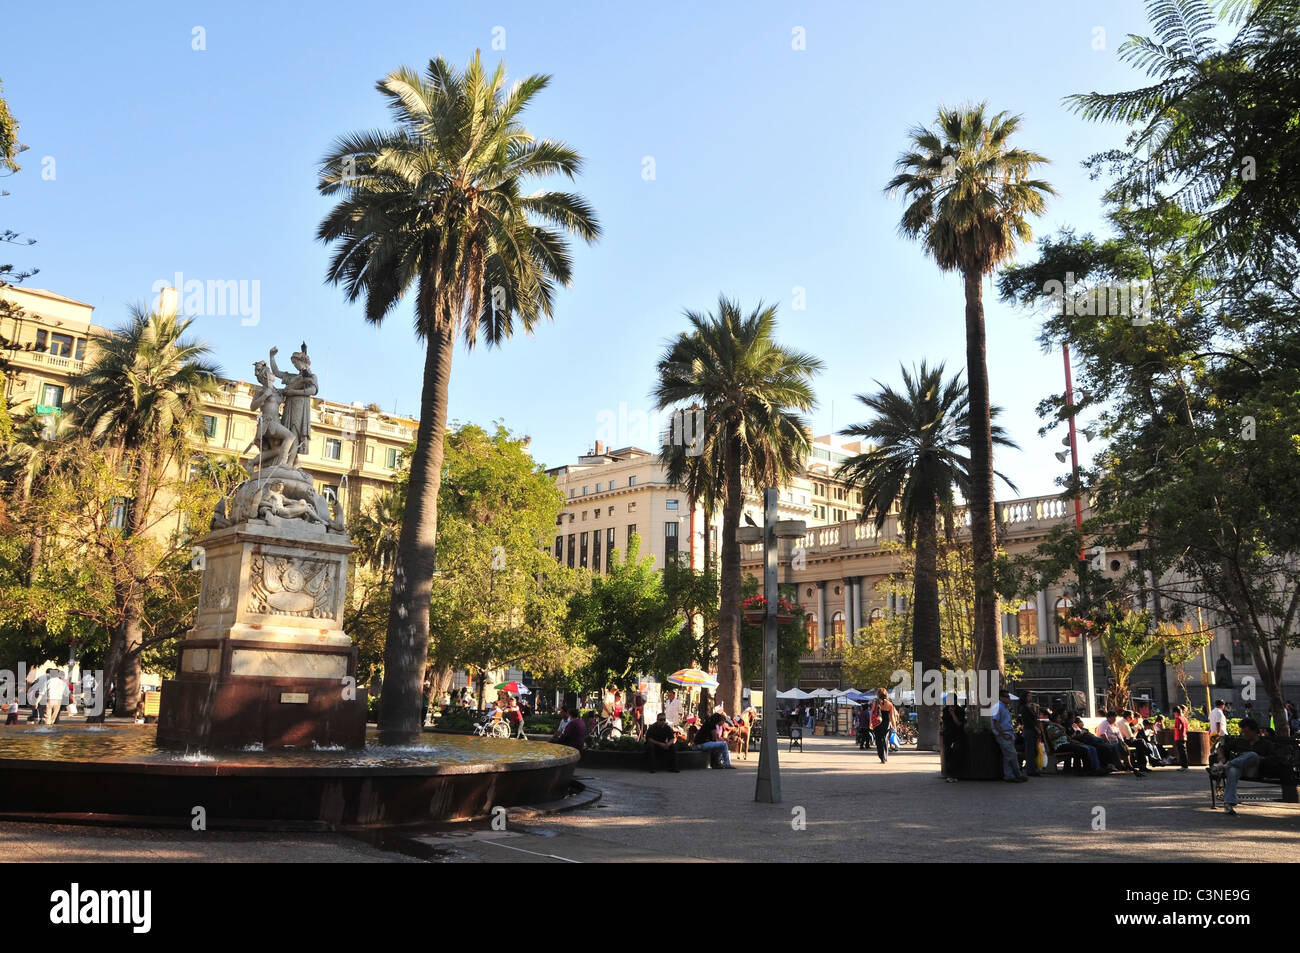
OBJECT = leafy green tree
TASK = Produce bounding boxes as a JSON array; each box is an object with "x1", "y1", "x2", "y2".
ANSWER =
[
  {"x1": 426, "y1": 424, "x2": 586, "y2": 705},
  {"x1": 653, "y1": 297, "x2": 821, "y2": 714},
  {"x1": 886, "y1": 104, "x2": 1054, "y2": 678},
  {"x1": 1068, "y1": 0, "x2": 1300, "y2": 272},
  {"x1": 999, "y1": 179, "x2": 1300, "y2": 738},
  {"x1": 836, "y1": 362, "x2": 1017, "y2": 748},
  {"x1": 68, "y1": 305, "x2": 219, "y2": 714},
  {"x1": 570, "y1": 533, "x2": 680, "y2": 693},
  {"x1": 317, "y1": 53, "x2": 600, "y2": 740}
]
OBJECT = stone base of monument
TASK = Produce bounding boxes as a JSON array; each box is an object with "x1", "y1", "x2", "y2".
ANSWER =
[
  {"x1": 156, "y1": 644, "x2": 366, "y2": 750},
  {"x1": 156, "y1": 513, "x2": 367, "y2": 750}
]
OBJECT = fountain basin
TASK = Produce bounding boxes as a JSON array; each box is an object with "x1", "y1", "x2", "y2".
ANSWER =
[{"x1": 0, "y1": 726, "x2": 579, "y2": 829}]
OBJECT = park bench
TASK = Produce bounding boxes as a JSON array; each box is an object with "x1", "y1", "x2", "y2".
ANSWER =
[{"x1": 1207, "y1": 736, "x2": 1300, "y2": 809}]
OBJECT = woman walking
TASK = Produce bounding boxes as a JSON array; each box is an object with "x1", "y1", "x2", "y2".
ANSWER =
[{"x1": 870, "y1": 689, "x2": 899, "y2": 763}]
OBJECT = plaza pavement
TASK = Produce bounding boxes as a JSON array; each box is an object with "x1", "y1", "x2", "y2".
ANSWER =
[
  {"x1": 434, "y1": 733, "x2": 1300, "y2": 863},
  {"x1": 3, "y1": 733, "x2": 1298, "y2": 862}
]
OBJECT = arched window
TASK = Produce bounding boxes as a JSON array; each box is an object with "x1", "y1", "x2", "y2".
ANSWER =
[
  {"x1": 831, "y1": 611, "x2": 846, "y2": 650},
  {"x1": 804, "y1": 614, "x2": 819, "y2": 652},
  {"x1": 1017, "y1": 601, "x2": 1038, "y2": 644},
  {"x1": 869, "y1": 608, "x2": 883, "y2": 624},
  {"x1": 1055, "y1": 597, "x2": 1075, "y2": 641}
]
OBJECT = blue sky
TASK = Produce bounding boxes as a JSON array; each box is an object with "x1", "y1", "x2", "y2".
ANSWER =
[{"x1": 1, "y1": 0, "x2": 1164, "y2": 497}]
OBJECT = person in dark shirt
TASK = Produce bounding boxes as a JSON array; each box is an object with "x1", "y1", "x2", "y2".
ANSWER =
[
  {"x1": 1214, "y1": 718, "x2": 1281, "y2": 814},
  {"x1": 556, "y1": 708, "x2": 588, "y2": 750},
  {"x1": 645, "y1": 712, "x2": 679, "y2": 773}
]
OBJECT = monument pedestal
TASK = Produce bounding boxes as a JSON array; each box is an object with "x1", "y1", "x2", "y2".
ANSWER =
[{"x1": 158, "y1": 519, "x2": 366, "y2": 749}]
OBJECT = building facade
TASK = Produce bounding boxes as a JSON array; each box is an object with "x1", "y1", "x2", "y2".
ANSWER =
[{"x1": 0, "y1": 286, "x2": 417, "y2": 524}]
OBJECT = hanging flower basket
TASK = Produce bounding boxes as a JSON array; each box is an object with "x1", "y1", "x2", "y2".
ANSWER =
[{"x1": 742, "y1": 595, "x2": 800, "y2": 625}]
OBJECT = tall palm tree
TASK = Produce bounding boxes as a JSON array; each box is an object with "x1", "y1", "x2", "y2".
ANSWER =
[
  {"x1": 317, "y1": 53, "x2": 600, "y2": 740},
  {"x1": 653, "y1": 297, "x2": 822, "y2": 714},
  {"x1": 836, "y1": 362, "x2": 1017, "y2": 748},
  {"x1": 70, "y1": 303, "x2": 220, "y2": 714},
  {"x1": 885, "y1": 104, "x2": 1054, "y2": 677}
]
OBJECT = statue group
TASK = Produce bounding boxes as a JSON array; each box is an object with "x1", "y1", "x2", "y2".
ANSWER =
[{"x1": 213, "y1": 342, "x2": 345, "y2": 534}]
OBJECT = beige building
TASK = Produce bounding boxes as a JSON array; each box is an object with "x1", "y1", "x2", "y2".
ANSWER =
[
  {"x1": 0, "y1": 286, "x2": 417, "y2": 522},
  {"x1": 546, "y1": 434, "x2": 865, "y2": 574}
]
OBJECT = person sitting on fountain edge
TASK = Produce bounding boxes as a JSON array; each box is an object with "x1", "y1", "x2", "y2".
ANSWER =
[{"x1": 645, "y1": 711, "x2": 679, "y2": 773}]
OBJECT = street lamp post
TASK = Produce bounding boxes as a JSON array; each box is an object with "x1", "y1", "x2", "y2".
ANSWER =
[
  {"x1": 1063, "y1": 344, "x2": 1098, "y2": 718},
  {"x1": 746, "y1": 487, "x2": 806, "y2": 804}
]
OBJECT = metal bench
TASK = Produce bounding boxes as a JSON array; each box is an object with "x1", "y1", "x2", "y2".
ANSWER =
[{"x1": 789, "y1": 724, "x2": 803, "y2": 752}]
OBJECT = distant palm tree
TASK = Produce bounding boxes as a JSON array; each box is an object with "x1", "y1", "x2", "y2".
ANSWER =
[
  {"x1": 1, "y1": 410, "x2": 78, "y2": 581},
  {"x1": 653, "y1": 297, "x2": 822, "y2": 714},
  {"x1": 70, "y1": 303, "x2": 220, "y2": 714},
  {"x1": 317, "y1": 53, "x2": 599, "y2": 740},
  {"x1": 836, "y1": 362, "x2": 1017, "y2": 748},
  {"x1": 886, "y1": 104, "x2": 1054, "y2": 676}
]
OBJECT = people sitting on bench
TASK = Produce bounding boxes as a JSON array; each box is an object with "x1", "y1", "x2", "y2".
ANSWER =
[
  {"x1": 644, "y1": 711, "x2": 680, "y2": 773},
  {"x1": 1045, "y1": 712, "x2": 1100, "y2": 774},
  {"x1": 1214, "y1": 717, "x2": 1282, "y2": 815}
]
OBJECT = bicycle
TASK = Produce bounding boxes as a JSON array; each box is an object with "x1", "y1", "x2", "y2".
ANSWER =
[{"x1": 896, "y1": 722, "x2": 918, "y2": 746}]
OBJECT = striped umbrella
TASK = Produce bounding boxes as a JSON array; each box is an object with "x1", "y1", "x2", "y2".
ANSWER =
[
  {"x1": 667, "y1": 669, "x2": 719, "y2": 689},
  {"x1": 493, "y1": 680, "x2": 530, "y2": 694}
]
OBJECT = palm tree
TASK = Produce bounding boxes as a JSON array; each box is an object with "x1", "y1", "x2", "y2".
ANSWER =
[
  {"x1": 885, "y1": 104, "x2": 1054, "y2": 677},
  {"x1": 836, "y1": 362, "x2": 1017, "y2": 749},
  {"x1": 653, "y1": 297, "x2": 822, "y2": 714},
  {"x1": 70, "y1": 304, "x2": 220, "y2": 714},
  {"x1": 1, "y1": 410, "x2": 78, "y2": 581},
  {"x1": 316, "y1": 53, "x2": 600, "y2": 740}
]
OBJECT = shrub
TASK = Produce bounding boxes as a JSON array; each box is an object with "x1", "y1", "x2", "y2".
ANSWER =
[{"x1": 436, "y1": 708, "x2": 480, "y2": 731}]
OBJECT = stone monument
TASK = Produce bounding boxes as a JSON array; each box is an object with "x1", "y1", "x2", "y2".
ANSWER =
[{"x1": 157, "y1": 343, "x2": 367, "y2": 749}]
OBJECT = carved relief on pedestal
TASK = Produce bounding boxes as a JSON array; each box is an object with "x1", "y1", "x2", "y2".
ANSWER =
[{"x1": 247, "y1": 553, "x2": 335, "y2": 619}]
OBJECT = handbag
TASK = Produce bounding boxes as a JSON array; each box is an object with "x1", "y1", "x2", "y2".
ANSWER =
[{"x1": 869, "y1": 706, "x2": 882, "y2": 729}]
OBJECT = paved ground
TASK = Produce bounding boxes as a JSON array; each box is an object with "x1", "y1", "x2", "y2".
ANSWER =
[
  {"x1": 4, "y1": 734, "x2": 1298, "y2": 862},
  {"x1": 413, "y1": 734, "x2": 1300, "y2": 863}
]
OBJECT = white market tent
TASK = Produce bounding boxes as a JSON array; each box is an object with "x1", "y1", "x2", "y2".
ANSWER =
[{"x1": 776, "y1": 688, "x2": 814, "y2": 700}]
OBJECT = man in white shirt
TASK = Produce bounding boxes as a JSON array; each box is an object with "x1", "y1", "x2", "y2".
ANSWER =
[
  {"x1": 1209, "y1": 699, "x2": 1228, "y2": 737},
  {"x1": 664, "y1": 691, "x2": 683, "y2": 727}
]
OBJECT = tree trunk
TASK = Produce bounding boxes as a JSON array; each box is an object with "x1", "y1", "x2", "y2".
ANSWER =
[
  {"x1": 716, "y1": 436, "x2": 744, "y2": 715},
  {"x1": 378, "y1": 317, "x2": 456, "y2": 742},
  {"x1": 963, "y1": 269, "x2": 1003, "y2": 680},
  {"x1": 913, "y1": 502, "x2": 941, "y2": 750},
  {"x1": 113, "y1": 449, "x2": 154, "y2": 716}
]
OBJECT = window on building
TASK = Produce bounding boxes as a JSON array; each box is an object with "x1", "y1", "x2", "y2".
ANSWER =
[
  {"x1": 592, "y1": 527, "x2": 602, "y2": 572},
  {"x1": 804, "y1": 615, "x2": 819, "y2": 651},
  {"x1": 869, "y1": 608, "x2": 883, "y2": 624},
  {"x1": 1230, "y1": 629, "x2": 1251, "y2": 665},
  {"x1": 607, "y1": 506, "x2": 614, "y2": 517},
  {"x1": 665, "y1": 521, "x2": 678, "y2": 556},
  {"x1": 40, "y1": 383, "x2": 65, "y2": 410},
  {"x1": 666, "y1": 499, "x2": 678, "y2": 510},
  {"x1": 320, "y1": 484, "x2": 339, "y2": 505},
  {"x1": 628, "y1": 476, "x2": 637, "y2": 486},
  {"x1": 325, "y1": 438, "x2": 342, "y2": 460},
  {"x1": 627, "y1": 524, "x2": 637, "y2": 546},
  {"x1": 569, "y1": 513, "x2": 575, "y2": 523},
  {"x1": 34, "y1": 329, "x2": 47, "y2": 352},
  {"x1": 74, "y1": 338, "x2": 86, "y2": 361},
  {"x1": 579, "y1": 532, "x2": 589, "y2": 568},
  {"x1": 1017, "y1": 601, "x2": 1038, "y2": 645},
  {"x1": 568, "y1": 488, "x2": 575, "y2": 498},
  {"x1": 48, "y1": 333, "x2": 74, "y2": 358},
  {"x1": 1054, "y1": 597, "x2": 1075, "y2": 641},
  {"x1": 385, "y1": 447, "x2": 402, "y2": 469},
  {"x1": 108, "y1": 497, "x2": 129, "y2": 531},
  {"x1": 555, "y1": 537, "x2": 563, "y2": 561},
  {"x1": 594, "y1": 508, "x2": 600, "y2": 519},
  {"x1": 607, "y1": 527, "x2": 615, "y2": 555},
  {"x1": 608, "y1": 481, "x2": 615, "y2": 490},
  {"x1": 556, "y1": 514, "x2": 564, "y2": 526},
  {"x1": 202, "y1": 415, "x2": 218, "y2": 439},
  {"x1": 831, "y1": 611, "x2": 846, "y2": 650},
  {"x1": 567, "y1": 534, "x2": 575, "y2": 568},
  {"x1": 583, "y1": 485, "x2": 589, "y2": 495},
  {"x1": 628, "y1": 502, "x2": 636, "y2": 512},
  {"x1": 366, "y1": 445, "x2": 375, "y2": 462}
]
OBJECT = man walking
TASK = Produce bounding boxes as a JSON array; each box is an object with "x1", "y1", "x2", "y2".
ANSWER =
[{"x1": 1209, "y1": 699, "x2": 1228, "y2": 739}]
